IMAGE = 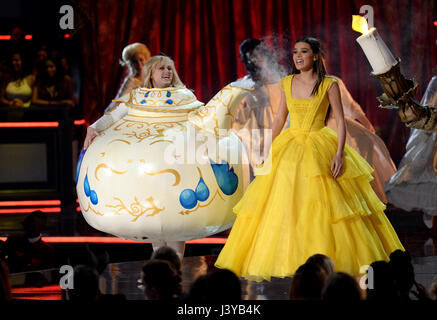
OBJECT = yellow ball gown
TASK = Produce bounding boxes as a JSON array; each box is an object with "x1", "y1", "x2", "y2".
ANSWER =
[{"x1": 215, "y1": 75, "x2": 404, "y2": 282}]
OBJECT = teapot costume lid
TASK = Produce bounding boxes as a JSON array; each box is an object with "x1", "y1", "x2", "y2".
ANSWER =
[{"x1": 114, "y1": 87, "x2": 204, "y2": 113}]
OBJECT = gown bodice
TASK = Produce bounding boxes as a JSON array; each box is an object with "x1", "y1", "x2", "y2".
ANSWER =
[{"x1": 280, "y1": 75, "x2": 336, "y2": 132}]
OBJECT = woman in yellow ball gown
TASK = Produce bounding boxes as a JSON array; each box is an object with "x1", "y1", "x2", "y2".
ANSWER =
[{"x1": 215, "y1": 37, "x2": 404, "y2": 282}]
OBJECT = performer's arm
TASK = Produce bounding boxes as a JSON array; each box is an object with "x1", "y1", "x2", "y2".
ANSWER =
[
  {"x1": 328, "y1": 81, "x2": 345, "y2": 179},
  {"x1": 271, "y1": 90, "x2": 289, "y2": 142},
  {"x1": 104, "y1": 78, "x2": 139, "y2": 113},
  {"x1": 83, "y1": 102, "x2": 128, "y2": 149},
  {"x1": 259, "y1": 90, "x2": 288, "y2": 163}
]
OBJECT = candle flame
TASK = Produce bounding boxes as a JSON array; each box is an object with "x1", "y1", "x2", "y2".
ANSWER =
[{"x1": 352, "y1": 15, "x2": 369, "y2": 34}]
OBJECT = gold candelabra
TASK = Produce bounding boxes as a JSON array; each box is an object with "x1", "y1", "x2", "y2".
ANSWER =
[{"x1": 372, "y1": 59, "x2": 437, "y2": 130}]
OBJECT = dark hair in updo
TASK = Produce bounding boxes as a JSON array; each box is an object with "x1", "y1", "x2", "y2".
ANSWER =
[
  {"x1": 292, "y1": 37, "x2": 327, "y2": 96},
  {"x1": 240, "y1": 38, "x2": 262, "y2": 82}
]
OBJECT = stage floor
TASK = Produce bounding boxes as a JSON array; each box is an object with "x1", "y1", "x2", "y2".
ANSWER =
[{"x1": 5, "y1": 206, "x2": 437, "y2": 300}]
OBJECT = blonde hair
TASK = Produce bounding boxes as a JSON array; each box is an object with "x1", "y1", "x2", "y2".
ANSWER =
[
  {"x1": 120, "y1": 43, "x2": 151, "y2": 76},
  {"x1": 142, "y1": 55, "x2": 184, "y2": 88}
]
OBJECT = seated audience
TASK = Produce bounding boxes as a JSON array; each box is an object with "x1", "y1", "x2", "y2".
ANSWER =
[
  {"x1": 389, "y1": 249, "x2": 431, "y2": 300},
  {"x1": 151, "y1": 246, "x2": 182, "y2": 276},
  {"x1": 32, "y1": 57, "x2": 74, "y2": 107},
  {"x1": 142, "y1": 260, "x2": 182, "y2": 300},
  {"x1": 32, "y1": 46, "x2": 48, "y2": 78},
  {"x1": 289, "y1": 262, "x2": 327, "y2": 300},
  {"x1": 67, "y1": 265, "x2": 99, "y2": 301},
  {"x1": 187, "y1": 269, "x2": 241, "y2": 302},
  {"x1": 322, "y1": 272, "x2": 362, "y2": 301},
  {"x1": 5, "y1": 211, "x2": 54, "y2": 273},
  {"x1": 366, "y1": 260, "x2": 397, "y2": 300},
  {"x1": 306, "y1": 253, "x2": 335, "y2": 277},
  {"x1": 0, "y1": 52, "x2": 34, "y2": 107}
]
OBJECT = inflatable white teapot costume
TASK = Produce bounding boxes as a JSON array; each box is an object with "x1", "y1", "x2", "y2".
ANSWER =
[{"x1": 76, "y1": 81, "x2": 253, "y2": 241}]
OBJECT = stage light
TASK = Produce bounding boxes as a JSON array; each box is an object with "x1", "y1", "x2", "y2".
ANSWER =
[
  {"x1": 73, "y1": 119, "x2": 87, "y2": 125},
  {"x1": 0, "y1": 236, "x2": 227, "y2": 244},
  {"x1": 434, "y1": 21, "x2": 437, "y2": 27},
  {"x1": 0, "y1": 122, "x2": 59, "y2": 128},
  {"x1": 0, "y1": 35, "x2": 33, "y2": 40},
  {"x1": 0, "y1": 207, "x2": 61, "y2": 214},
  {"x1": 0, "y1": 200, "x2": 61, "y2": 206}
]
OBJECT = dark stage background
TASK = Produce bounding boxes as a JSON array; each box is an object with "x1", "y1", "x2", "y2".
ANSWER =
[{"x1": 77, "y1": 0, "x2": 437, "y2": 163}]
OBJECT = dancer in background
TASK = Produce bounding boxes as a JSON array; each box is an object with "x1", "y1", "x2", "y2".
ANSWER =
[
  {"x1": 105, "y1": 42, "x2": 151, "y2": 112},
  {"x1": 326, "y1": 77, "x2": 396, "y2": 203},
  {"x1": 232, "y1": 38, "x2": 288, "y2": 174},
  {"x1": 83, "y1": 55, "x2": 186, "y2": 259},
  {"x1": 385, "y1": 76, "x2": 437, "y2": 230},
  {"x1": 215, "y1": 37, "x2": 404, "y2": 281}
]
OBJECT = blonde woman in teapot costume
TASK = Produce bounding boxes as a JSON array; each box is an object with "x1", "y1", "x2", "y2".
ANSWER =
[
  {"x1": 215, "y1": 37, "x2": 404, "y2": 281},
  {"x1": 84, "y1": 55, "x2": 186, "y2": 259}
]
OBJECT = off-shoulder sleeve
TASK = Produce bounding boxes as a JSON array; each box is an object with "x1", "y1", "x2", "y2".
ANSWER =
[{"x1": 90, "y1": 101, "x2": 129, "y2": 132}]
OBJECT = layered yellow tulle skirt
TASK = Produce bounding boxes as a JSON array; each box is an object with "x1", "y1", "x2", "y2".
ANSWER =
[{"x1": 215, "y1": 126, "x2": 404, "y2": 281}]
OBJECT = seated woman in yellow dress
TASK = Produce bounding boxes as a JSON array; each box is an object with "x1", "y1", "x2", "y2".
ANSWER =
[{"x1": 215, "y1": 37, "x2": 404, "y2": 282}]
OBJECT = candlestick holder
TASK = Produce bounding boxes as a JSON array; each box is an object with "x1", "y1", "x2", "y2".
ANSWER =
[{"x1": 371, "y1": 59, "x2": 437, "y2": 130}]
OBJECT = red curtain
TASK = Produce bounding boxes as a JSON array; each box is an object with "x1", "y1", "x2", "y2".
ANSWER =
[{"x1": 77, "y1": 0, "x2": 436, "y2": 162}]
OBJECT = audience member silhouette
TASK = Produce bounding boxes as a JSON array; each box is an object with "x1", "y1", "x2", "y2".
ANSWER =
[
  {"x1": 142, "y1": 260, "x2": 182, "y2": 300},
  {"x1": 289, "y1": 262, "x2": 327, "y2": 300},
  {"x1": 66, "y1": 265, "x2": 99, "y2": 301},
  {"x1": 32, "y1": 46, "x2": 48, "y2": 78},
  {"x1": 322, "y1": 272, "x2": 362, "y2": 301},
  {"x1": 67, "y1": 243, "x2": 109, "y2": 276},
  {"x1": 187, "y1": 269, "x2": 241, "y2": 302},
  {"x1": 389, "y1": 250, "x2": 415, "y2": 300},
  {"x1": 150, "y1": 246, "x2": 182, "y2": 276},
  {"x1": 5, "y1": 211, "x2": 54, "y2": 273},
  {"x1": 389, "y1": 249, "x2": 431, "y2": 300},
  {"x1": 366, "y1": 261, "x2": 397, "y2": 300},
  {"x1": 306, "y1": 253, "x2": 335, "y2": 277}
]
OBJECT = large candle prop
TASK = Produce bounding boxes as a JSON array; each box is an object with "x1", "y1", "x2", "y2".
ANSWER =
[
  {"x1": 352, "y1": 15, "x2": 437, "y2": 130},
  {"x1": 353, "y1": 16, "x2": 397, "y2": 74}
]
